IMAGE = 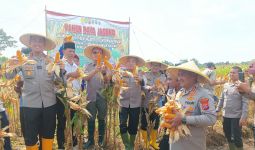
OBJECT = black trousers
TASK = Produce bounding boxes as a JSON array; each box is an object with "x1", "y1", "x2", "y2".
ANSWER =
[
  {"x1": 223, "y1": 117, "x2": 243, "y2": 148},
  {"x1": 56, "y1": 99, "x2": 77, "y2": 149},
  {"x1": 159, "y1": 135, "x2": 169, "y2": 150},
  {"x1": 140, "y1": 108, "x2": 160, "y2": 130},
  {"x1": 20, "y1": 105, "x2": 56, "y2": 146},
  {"x1": 119, "y1": 106, "x2": 140, "y2": 135}
]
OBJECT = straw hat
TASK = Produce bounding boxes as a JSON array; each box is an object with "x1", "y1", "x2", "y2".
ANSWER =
[
  {"x1": 166, "y1": 61, "x2": 210, "y2": 83},
  {"x1": 19, "y1": 33, "x2": 56, "y2": 50},
  {"x1": 146, "y1": 61, "x2": 168, "y2": 70},
  {"x1": 119, "y1": 55, "x2": 145, "y2": 67},
  {"x1": 84, "y1": 45, "x2": 111, "y2": 60}
]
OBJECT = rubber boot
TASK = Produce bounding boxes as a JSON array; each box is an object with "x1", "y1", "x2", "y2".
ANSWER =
[
  {"x1": 26, "y1": 144, "x2": 39, "y2": 150},
  {"x1": 42, "y1": 138, "x2": 54, "y2": 150},
  {"x1": 83, "y1": 120, "x2": 95, "y2": 149},
  {"x1": 228, "y1": 142, "x2": 236, "y2": 150},
  {"x1": 150, "y1": 129, "x2": 159, "y2": 150},
  {"x1": 129, "y1": 134, "x2": 136, "y2": 150},
  {"x1": 141, "y1": 130, "x2": 149, "y2": 148},
  {"x1": 121, "y1": 133, "x2": 130, "y2": 150},
  {"x1": 98, "y1": 119, "x2": 106, "y2": 147}
]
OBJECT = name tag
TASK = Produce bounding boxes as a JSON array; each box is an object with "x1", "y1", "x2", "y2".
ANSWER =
[{"x1": 37, "y1": 66, "x2": 42, "y2": 69}]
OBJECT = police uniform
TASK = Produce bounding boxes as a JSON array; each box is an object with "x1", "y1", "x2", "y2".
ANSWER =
[
  {"x1": 117, "y1": 55, "x2": 145, "y2": 150},
  {"x1": 6, "y1": 54, "x2": 58, "y2": 148},
  {"x1": 171, "y1": 84, "x2": 216, "y2": 150},
  {"x1": 140, "y1": 71, "x2": 166, "y2": 148},
  {"x1": 216, "y1": 82, "x2": 248, "y2": 149},
  {"x1": 83, "y1": 62, "x2": 107, "y2": 147}
]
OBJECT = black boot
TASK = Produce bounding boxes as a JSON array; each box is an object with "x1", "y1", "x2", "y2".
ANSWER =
[
  {"x1": 83, "y1": 120, "x2": 95, "y2": 149},
  {"x1": 98, "y1": 120, "x2": 106, "y2": 147}
]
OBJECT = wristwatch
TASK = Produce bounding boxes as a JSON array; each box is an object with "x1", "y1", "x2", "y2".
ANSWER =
[{"x1": 182, "y1": 116, "x2": 187, "y2": 124}]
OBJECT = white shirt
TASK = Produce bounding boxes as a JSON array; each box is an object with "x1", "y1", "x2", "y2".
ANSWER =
[{"x1": 63, "y1": 58, "x2": 81, "y2": 91}]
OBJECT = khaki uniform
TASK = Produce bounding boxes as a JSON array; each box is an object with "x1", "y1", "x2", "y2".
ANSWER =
[
  {"x1": 143, "y1": 72, "x2": 166, "y2": 107},
  {"x1": 7, "y1": 54, "x2": 56, "y2": 108},
  {"x1": 119, "y1": 71, "x2": 143, "y2": 108},
  {"x1": 171, "y1": 84, "x2": 216, "y2": 150},
  {"x1": 216, "y1": 83, "x2": 248, "y2": 119},
  {"x1": 84, "y1": 63, "x2": 105, "y2": 102}
]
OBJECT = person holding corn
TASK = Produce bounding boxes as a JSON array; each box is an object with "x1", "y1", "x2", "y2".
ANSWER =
[
  {"x1": 56, "y1": 36, "x2": 80, "y2": 149},
  {"x1": 6, "y1": 33, "x2": 64, "y2": 150},
  {"x1": 140, "y1": 60, "x2": 167, "y2": 149},
  {"x1": 116, "y1": 55, "x2": 145, "y2": 150},
  {"x1": 82, "y1": 45, "x2": 111, "y2": 149},
  {"x1": 166, "y1": 61, "x2": 216, "y2": 150}
]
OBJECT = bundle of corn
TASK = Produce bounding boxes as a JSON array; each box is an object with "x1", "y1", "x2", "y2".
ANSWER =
[
  {"x1": 46, "y1": 52, "x2": 61, "y2": 77},
  {"x1": 5, "y1": 50, "x2": 36, "y2": 73},
  {"x1": 156, "y1": 98, "x2": 191, "y2": 143}
]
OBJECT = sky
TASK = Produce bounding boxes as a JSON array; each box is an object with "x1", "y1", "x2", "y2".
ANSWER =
[{"x1": 0, "y1": 0, "x2": 255, "y2": 64}]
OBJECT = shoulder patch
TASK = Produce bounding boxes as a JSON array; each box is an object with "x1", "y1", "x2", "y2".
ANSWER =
[{"x1": 200, "y1": 98, "x2": 209, "y2": 110}]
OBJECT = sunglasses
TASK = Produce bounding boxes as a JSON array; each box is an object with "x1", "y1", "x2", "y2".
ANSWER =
[{"x1": 92, "y1": 51, "x2": 102, "y2": 54}]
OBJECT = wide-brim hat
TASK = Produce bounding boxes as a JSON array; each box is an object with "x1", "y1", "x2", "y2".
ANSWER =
[
  {"x1": 84, "y1": 45, "x2": 111, "y2": 60},
  {"x1": 166, "y1": 61, "x2": 210, "y2": 83},
  {"x1": 146, "y1": 61, "x2": 168, "y2": 70},
  {"x1": 19, "y1": 33, "x2": 56, "y2": 50},
  {"x1": 119, "y1": 55, "x2": 145, "y2": 67}
]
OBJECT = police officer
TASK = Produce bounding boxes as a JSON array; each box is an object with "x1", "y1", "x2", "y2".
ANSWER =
[
  {"x1": 7, "y1": 33, "x2": 63, "y2": 150},
  {"x1": 117, "y1": 55, "x2": 145, "y2": 150},
  {"x1": 167, "y1": 61, "x2": 217, "y2": 150},
  {"x1": 217, "y1": 66, "x2": 248, "y2": 150},
  {"x1": 141, "y1": 61, "x2": 167, "y2": 149},
  {"x1": 83, "y1": 45, "x2": 111, "y2": 149}
]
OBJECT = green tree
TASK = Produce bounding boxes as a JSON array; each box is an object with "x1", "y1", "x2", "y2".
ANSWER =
[{"x1": 0, "y1": 29, "x2": 17, "y2": 51}]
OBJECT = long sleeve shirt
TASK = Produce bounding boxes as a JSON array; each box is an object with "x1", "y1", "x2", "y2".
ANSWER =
[
  {"x1": 171, "y1": 84, "x2": 216, "y2": 150},
  {"x1": 5, "y1": 54, "x2": 58, "y2": 108},
  {"x1": 216, "y1": 82, "x2": 248, "y2": 119},
  {"x1": 142, "y1": 72, "x2": 166, "y2": 108}
]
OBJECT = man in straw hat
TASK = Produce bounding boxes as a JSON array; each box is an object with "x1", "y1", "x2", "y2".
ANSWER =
[
  {"x1": 166, "y1": 61, "x2": 216, "y2": 150},
  {"x1": 83, "y1": 45, "x2": 111, "y2": 148},
  {"x1": 140, "y1": 60, "x2": 167, "y2": 149},
  {"x1": 6, "y1": 33, "x2": 64, "y2": 150},
  {"x1": 117, "y1": 55, "x2": 145, "y2": 150}
]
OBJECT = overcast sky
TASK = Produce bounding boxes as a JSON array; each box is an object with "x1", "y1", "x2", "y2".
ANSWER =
[{"x1": 1, "y1": 0, "x2": 255, "y2": 63}]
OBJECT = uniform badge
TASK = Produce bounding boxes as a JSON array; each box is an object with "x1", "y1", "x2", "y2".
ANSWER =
[{"x1": 200, "y1": 98, "x2": 209, "y2": 110}]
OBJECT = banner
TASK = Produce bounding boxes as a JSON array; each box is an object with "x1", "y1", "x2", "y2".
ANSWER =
[{"x1": 46, "y1": 10, "x2": 130, "y2": 66}]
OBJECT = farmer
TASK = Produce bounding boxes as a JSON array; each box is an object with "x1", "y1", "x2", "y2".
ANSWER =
[
  {"x1": 83, "y1": 45, "x2": 111, "y2": 148},
  {"x1": 167, "y1": 61, "x2": 216, "y2": 150},
  {"x1": 117, "y1": 55, "x2": 145, "y2": 150},
  {"x1": 217, "y1": 66, "x2": 248, "y2": 150},
  {"x1": 6, "y1": 33, "x2": 63, "y2": 150},
  {"x1": 141, "y1": 60, "x2": 167, "y2": 149}
]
